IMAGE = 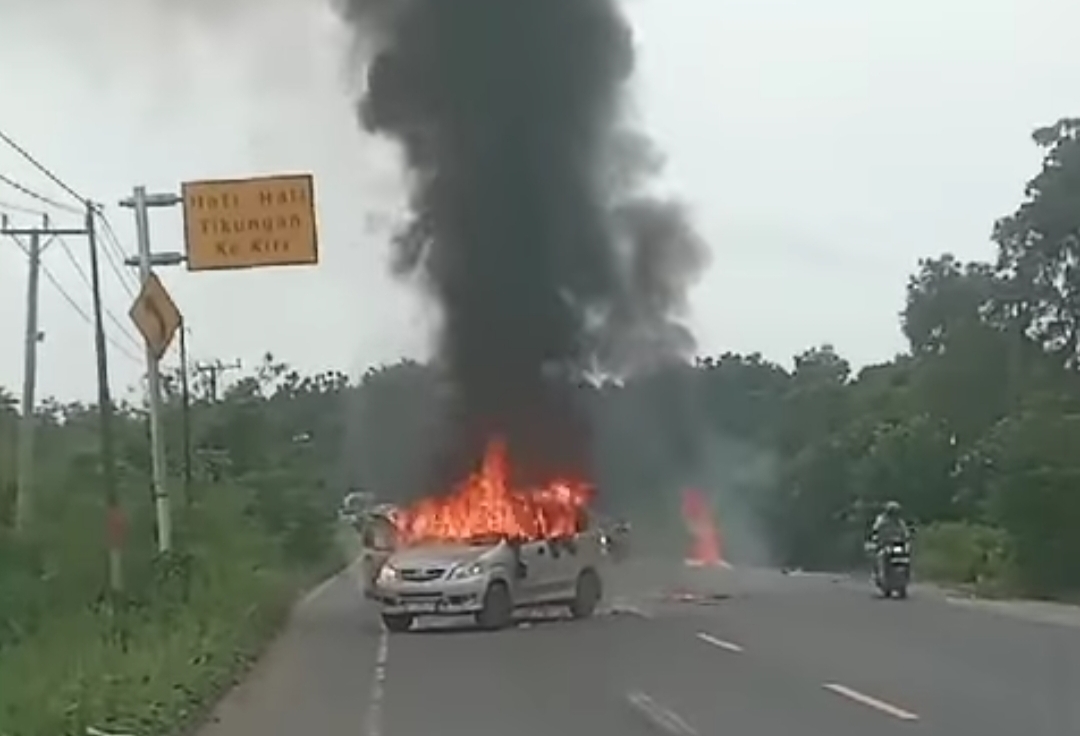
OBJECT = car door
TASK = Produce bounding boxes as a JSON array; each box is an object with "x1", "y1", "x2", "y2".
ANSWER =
[{"x1": 513, "y1": 539, "x2": 556, "y2": 603}]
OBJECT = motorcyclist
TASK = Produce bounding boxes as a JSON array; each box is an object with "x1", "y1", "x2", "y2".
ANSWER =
[{"x1": 868, "y1": 501, "x2": 910, "y2": 581}]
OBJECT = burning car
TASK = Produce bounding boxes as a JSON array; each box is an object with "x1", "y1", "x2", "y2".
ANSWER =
[{"x1": 367, "y1": 440, "x2": 604, "y2": 632}]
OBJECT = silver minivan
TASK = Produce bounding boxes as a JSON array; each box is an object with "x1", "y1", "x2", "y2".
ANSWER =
[{"x1": 369, "y1": 528, "x2": 604, "y2": 632}]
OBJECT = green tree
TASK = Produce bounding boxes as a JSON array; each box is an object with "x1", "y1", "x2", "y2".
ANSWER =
[{"x1": 993, "y1": 117, "x2": 1080, "y2": 367}]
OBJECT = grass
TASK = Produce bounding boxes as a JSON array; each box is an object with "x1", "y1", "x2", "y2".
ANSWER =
[
  {"x1": 913, "y1": 521, "x2": 1019, "y2": 598},
  {"x1": 0, "y1": 481, "x2": 345, "y2": 736}
]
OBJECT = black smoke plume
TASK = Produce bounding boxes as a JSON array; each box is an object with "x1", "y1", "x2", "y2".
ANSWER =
[{"x1": 339, "y1": 0, "x2": 708, "y2": 489}]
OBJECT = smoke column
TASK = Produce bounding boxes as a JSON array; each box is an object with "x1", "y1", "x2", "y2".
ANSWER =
[{"x1": 339, "y1": 0, "x2": 708, "y2": 488}]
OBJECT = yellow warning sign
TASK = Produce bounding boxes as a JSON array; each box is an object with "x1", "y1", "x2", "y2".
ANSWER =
[
  {"x1": 181, "y1": 174, "x2": 319, "y2": 271},
  {"x1": 129, "y1": 272, "x2": 182, "y2": 361}
]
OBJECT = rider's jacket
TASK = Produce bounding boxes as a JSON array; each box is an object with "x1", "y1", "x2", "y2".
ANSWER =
[{"x1": 870, "y1": 513, "x2": 910, "y2": 546}]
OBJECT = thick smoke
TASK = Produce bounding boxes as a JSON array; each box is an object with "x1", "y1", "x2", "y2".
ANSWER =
[{"x1": 340, "y1": 0, "x2": 708, "y2": 488}]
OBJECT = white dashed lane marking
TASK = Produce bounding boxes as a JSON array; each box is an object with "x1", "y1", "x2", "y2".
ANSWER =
[
  {"x1": 823, "y1": 683, "x2": 919, "y2": 721},
  {"x1": 696, "y1": 632, "x2": 744, "y2": 653}
]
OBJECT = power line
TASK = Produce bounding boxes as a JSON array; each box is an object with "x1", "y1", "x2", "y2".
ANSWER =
[
  {"x1": 54, "y1": 235, "x2": 145, "y2": 353},
  {"x1": 0, "y1": 127, "x2": 85, "y2": 204},
  {"x1": 0, "y1": 198, "x2": 47, "y2": 217},
  {"x1": 0, "y1": 172, "x2": 82, "y2": 215},
  {"x1": 94, "y1": 210, "x2": 139, "y2": 298},
  {"x1": 2, "y1": 235, "x2": 142, "y2": 365},
  {"x1": 38, "y1": 259, "x2": 143, "y2": 365}
]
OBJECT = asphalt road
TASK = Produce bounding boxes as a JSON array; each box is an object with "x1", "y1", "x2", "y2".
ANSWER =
[{"x1": 197, "y1": 560, "x2": 1080, "y2": 736}]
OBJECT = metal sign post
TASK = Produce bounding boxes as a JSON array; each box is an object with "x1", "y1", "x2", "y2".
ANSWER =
[{"x1": 121, "y1": 186, "x2": 182, "y2": 554}]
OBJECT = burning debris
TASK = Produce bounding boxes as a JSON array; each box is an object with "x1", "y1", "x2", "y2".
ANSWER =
[
  {"x1": 339, "y1": 0, "x2": 708, "y2": 495},
  {"x1": 390, "y1": 439, "x2": 593, "y2": 544}
]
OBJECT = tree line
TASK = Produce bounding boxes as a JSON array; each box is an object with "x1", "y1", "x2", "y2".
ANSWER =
[{"x1": 347, "y1": 118, "x2": 1080, "y2": 598}]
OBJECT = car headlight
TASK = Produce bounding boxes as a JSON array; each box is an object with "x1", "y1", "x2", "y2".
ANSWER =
[
  {"x1": 448, "y1": 562, "x2": 486, "y2": 580},
  {"x1": 377, "y1": 564, "x2": 399, "y2": 583}
]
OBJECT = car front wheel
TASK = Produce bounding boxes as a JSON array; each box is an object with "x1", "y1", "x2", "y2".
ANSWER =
[
  {"x1": 570, "y1": 568, "x2": 602, "y2": 619},
  {"x1": 476, "y1": 580, "x2": 513, "y2": 630}
]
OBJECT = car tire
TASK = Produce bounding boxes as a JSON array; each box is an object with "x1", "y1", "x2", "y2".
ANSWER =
[
  {"x1": 570, "y1": 568, "x2": 602, "y2": 619},
  {"x1": 476, "y1": 580, "x2": 513, "y2": 630},
  {"x1": 381, "y1": 612, "x2": 414, "y2": 633}
]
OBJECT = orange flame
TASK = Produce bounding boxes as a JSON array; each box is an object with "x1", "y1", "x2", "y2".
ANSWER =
[{"x1": 392, "y1": 439, "x2": 593, "y2": 545}]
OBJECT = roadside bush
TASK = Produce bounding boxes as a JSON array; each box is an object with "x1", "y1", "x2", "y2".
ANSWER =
[
  {"x1": 0, "y1": 483, "x2": 343, "y2": 736},
  {"x1": 914, "y1": 521, "x2": 1016, "y2": 595}
]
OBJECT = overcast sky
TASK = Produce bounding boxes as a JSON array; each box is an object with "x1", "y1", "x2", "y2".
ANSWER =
[{"x1": 0, "y1": 0, "x2": 1074, "y2": 401}]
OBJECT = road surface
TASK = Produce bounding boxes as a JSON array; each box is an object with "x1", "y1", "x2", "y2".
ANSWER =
[{"x1": 197, "y1": 560, "x2": 1080, "y2": 736}]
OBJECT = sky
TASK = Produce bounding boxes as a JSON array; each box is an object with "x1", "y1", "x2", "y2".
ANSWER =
[{"x1": 0, "y1": 0, "x2": 1075, "y2": 402}]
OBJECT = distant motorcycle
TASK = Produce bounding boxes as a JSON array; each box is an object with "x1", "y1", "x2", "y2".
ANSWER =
[{"x1": 872, "y1": 540, "x2": 911, "y2": 599}]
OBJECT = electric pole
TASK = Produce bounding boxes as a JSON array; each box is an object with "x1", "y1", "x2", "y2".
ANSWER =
[
  {"x1": 86, "y1": 205, "x2": 124, "y2": 593},
  {"x1": 119, "y1": 186, "x2": 182, "y2": 554},
  {"x1": 1, "y1": 214, "x2": 82, "y2": 536},
  {"x1": 195, "y1": 360, "x2": 242, "y2": 402}
]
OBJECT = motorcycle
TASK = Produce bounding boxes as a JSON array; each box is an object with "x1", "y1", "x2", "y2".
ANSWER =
[{"x1": 871, "y1": 539, "x2": 911, "y2": 599}]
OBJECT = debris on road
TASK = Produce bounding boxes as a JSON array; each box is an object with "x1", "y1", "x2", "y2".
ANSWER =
[{"x1": 664, "y1": 590, "x2": 731, "y2": 605}]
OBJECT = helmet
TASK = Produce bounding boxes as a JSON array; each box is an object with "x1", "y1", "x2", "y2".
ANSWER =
[{"x1": 884, "y1": 500, "x2": 901, "y2": 516}]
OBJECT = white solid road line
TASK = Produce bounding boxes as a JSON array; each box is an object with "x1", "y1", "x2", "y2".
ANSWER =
[
  {"x1": 300, "y1": 555, "x2": 365, "y2": 608},
  {"x1": 626, "y1": 691, "x2": 699, "y2": 736},
  {"x1": 299, "y1": 574, "x2": 339, "y2": 607},
  {"x1": 357, "y1": 573, "x2": 390, "y2": 736},
  {"x1": 696, "y1": 632, "x2": 744, "y2": 652},
  {"x1": 823, "y1": 683, "x2": 919, "y2": 721},
  {"x1": 365, "y1": 628, "x2": 390, "y2": 736}
]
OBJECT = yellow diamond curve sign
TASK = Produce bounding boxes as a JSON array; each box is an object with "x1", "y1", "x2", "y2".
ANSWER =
[{"x1": 129, "y1": 272, "x2": 182, "y2": 361}]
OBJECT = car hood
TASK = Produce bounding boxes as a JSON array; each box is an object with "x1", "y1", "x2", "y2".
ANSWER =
[{"x1": 389, "y1": 543, "x2": 496, "y2": 568}]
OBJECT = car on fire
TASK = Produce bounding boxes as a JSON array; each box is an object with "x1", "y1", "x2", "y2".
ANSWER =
[
  {"x1": 368, "y1": 523, "x2": 605, "y2": 632},
  {"x1": 364, "y1": 439, "x2": 603, "y2": 632}
]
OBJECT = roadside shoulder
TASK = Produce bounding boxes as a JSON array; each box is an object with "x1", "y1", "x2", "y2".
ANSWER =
[{"x1": 930, "y1": 585, "x2": 1080, "y2": 628}]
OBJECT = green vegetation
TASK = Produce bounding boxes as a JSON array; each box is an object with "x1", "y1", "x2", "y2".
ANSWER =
[
  {"x1": 0, "y1": 357, "x2": 349, "y2": 736},
  {"x1": 4, "y1": 116, "x2": 1080, "y2": 734}
]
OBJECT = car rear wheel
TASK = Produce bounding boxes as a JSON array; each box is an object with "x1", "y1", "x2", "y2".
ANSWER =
[
  {"x1": 381, "y1": 612, "x2": 414, "y2": 632},
  {"x1": 476, "y1": 580, "x2": 513, "y2": 630},
  {"x1": 570, "y1": 568, "x2": 602, "y2": 619}
]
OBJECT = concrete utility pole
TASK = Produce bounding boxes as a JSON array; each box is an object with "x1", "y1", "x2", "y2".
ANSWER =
[
  {"x1": 17, "y1": 229, "x2": 43, "y2": 534},
  {"x1": 119, "y1": 186, "x2": 182, "y2": 554},
  {"x1": 195, "y1": 360, "x2": 242, "y2": 402},
  {"x1": 1, "y1": 214, "x2": 84, "y2": 536}
]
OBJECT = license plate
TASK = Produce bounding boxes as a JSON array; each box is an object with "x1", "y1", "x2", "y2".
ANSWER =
[{"x1": 402, "y1": 601, "x2": 438, "y2": 613}]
